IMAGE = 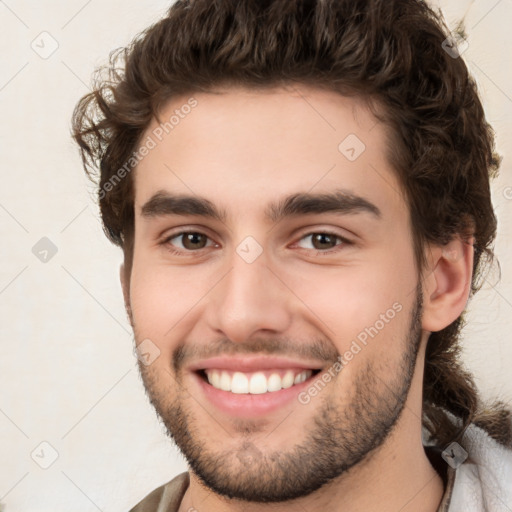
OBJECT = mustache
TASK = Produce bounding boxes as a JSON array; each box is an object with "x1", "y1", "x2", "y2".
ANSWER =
[{"x1": 172, "y1": 337, "x2": 340, "y2": 373}]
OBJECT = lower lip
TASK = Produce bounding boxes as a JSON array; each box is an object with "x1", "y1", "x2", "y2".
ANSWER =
[{"x1": 192, "y1": 371, "x2": 318, "y2": 418}]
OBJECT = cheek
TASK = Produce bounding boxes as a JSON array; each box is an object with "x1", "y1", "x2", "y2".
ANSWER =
[
  {"x1": 285, "y1": 252, "x2": 415, "y2": 351},
  {"x1": 128, "y1": 256, "x2": 205, "y2": 347}
]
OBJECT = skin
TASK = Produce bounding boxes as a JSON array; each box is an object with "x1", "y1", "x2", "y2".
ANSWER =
[{"x1": 120, "y1": 85, "x2": 474, "y2": 512}]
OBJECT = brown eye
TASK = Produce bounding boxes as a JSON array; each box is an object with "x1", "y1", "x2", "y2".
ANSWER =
[
  {"x1": 164, "y1": 231, "x2": 214, "y2": 252},
  {"x1": 310, "y1": 233, "x2": 339, "y2": 250},
  {"x1": 297, "y1": 232, "x2": 344, "y2": 251},
  {"x1": 181, "y1": 232, "x2": 208, "y2": 250}
]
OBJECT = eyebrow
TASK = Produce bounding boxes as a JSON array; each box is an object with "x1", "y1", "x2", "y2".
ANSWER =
[{"x1": 140, "y1": 189, "x2": 381, "y2": 223}]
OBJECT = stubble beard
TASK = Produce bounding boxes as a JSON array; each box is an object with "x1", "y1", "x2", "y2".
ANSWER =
[{"x1": 137, "y1": 288, "x2": 423, "y2": 503}]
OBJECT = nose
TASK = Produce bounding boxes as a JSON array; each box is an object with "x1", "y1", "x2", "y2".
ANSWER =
[{"x1": 205, "y1": 247, "x2": 292, "y2": 344}]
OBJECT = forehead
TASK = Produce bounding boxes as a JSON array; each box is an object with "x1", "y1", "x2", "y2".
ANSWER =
[{"x1": 133, "y1": 85, "x2": 407, "y2": 222}]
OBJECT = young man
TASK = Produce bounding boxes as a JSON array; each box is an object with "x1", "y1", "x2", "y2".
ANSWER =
[{"x1": 72, "y1": 0, "x2": 512, "y2": 510}]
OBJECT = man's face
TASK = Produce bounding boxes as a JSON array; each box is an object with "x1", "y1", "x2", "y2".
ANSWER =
[{"x1": 125, "y1": 86, "x2": 426, "y2": 502}]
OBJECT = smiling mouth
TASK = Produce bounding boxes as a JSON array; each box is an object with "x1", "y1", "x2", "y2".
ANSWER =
[{"x1": 197, "y1": 368, "x2": 322, "y2": 394}]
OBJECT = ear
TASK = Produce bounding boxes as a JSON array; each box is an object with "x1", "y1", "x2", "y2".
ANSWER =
[
  {"x1": 120, "y1": 263, "x2": 133, "y2": 326},
  {"x1": 421, "y1": 236, "x2": 474, "y2": 332}
]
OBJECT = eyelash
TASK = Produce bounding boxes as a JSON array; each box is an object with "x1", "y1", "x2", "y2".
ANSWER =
[{"x1": 160, "y1": 230, "x2": 353, "y2": 256}]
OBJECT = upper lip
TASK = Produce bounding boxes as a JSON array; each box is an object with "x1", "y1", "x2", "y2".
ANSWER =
[{"x1": 188, "y1": 356, "x2": 326, "y2": 373}]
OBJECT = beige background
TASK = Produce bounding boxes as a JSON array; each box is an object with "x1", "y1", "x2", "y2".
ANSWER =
[{"x1": 0, "y1": 0, "x2": 511, "y2": 510}]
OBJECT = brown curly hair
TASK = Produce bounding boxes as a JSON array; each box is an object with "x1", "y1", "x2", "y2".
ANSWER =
[{"x1": 72, "y1": 0, "x2": 511, "y2": 448}]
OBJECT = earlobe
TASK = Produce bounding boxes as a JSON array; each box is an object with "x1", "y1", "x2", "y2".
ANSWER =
[{"x1": 421, "y1": 236, "x2": 474, "y2": 332}]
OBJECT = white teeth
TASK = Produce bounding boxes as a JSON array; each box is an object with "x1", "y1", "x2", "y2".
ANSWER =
[
  {"x1": 281, "y1": 370, "x2": 295, "y2": 389},
  {"x1": 249, "y1": 372, "x2": 267, "y2": 394},
  {"x1": 231, "y1": 372, "x2": 249, "y2": 394},
  {"x1": 211, "y1": 370, "x2": 221, "y2": 389},
  {"x1": 219, "y1": 371, "x2": 231, "y2": 391},
  {"x1": 267, "y1": 373, "x2": 282, "y2": 392},
  {"x1": 204, "y1": 369, "x2": 313, "y2": 394}
]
